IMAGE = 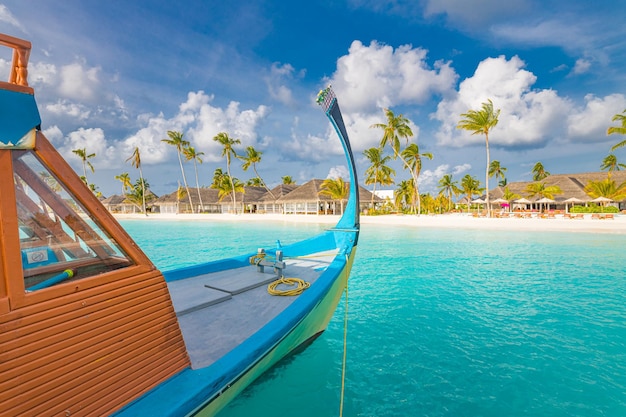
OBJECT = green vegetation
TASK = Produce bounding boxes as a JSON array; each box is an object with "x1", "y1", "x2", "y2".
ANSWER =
[
  {"x1": 457, "y1": 99, "x2": 500, "y2": 217},
  {"x1": 97, "y1": 103, "x2": 626, "y2": 216}
]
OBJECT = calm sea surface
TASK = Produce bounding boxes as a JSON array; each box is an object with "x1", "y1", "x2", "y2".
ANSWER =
[{"x1": 120, "y1": 219, "x2": 626, "y2": 417}]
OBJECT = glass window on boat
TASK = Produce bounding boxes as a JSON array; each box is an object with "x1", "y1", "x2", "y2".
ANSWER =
[{"x1": 13, "y1": 150, "x2": 135, "y2": 292}]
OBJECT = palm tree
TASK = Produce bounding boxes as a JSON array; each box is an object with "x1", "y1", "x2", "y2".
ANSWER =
[
  {"x1": 457, "y1": 99, "x2": 500, "y2": 217},
  {"x1": 401, "y1": 143, "x2": 433, "y2": 214},
  {"x1": 525, "y1": 182, "x2": 562, "y2": 199},
  {"x1": 114, "y1": 172, "x2": 133, "y2": 196},
  {"x1": 370, "y1": 108, "x2": 421, "y2": 213},
  {"x1": 212, "y1": 173, "x2": 245, "y2": 209},
  {"x1": 319, "y1": 177, "x2": 349, "y2": 214},
  {"x1": 281, "y1": 176, "x2": 296, "y2": 185},
  {"x1": 246, "y1": 177, "x2": 263, "y2": 186},
  {"x1": 88, "y1": 183, "x2": 102, "y2": 199},
  {"x1": 608, "y1": 109, "x2": 626, "y2": 151},
  {"x1": 489, "y1": 160, "x2": 507, "y2": 187},
  {"x1": 584, "y1": 177, "x2": 626, "y2": 201},
  {"x1": 162, "y1": 130, "x2": 194, "y2": 213},
  {"x1": 394, "y1": 180, "x2": 416, "y2": 213},
  {"x1": 363, "y1": 147, "x2": 395, "y2": 209},
  {"x1": 601, "y1": 154, "x2": 626, "y2": 176},
  {"x1": 213, "y1": 132, "x2": 241, "y2": 213},
  {"x1": 371, "y1": 109, "x2": 413, "y2": 157},
  {"x1": 183, "y1": 146, "x2": 205, "y2": 212},
  {"x1": 72, "y1": 147, "x2": 95, "y2": 184},
  {"x1": 239, "y1": 146, "x2": 274, "y2": 199},
  {"x1": 460, "y1": 174, "x2": 483, "y2": 213},
  {"x1": 531, "y1": 162, "x2": 550, "y2": 181},
  {"x1": 211, "y1": 168, "x2": 225, "y2": 187},
  {"x1": 525, "y1": 182, "x2": 562, "y2": 211},
  {"x1": 126, "y1": 178, "x2": 152, "y2": 213},
  {"x1": 501, "y1": 186, "x2": 521, "y2": 202},
  {"x1": 125, "y1": 147, "x2": 147, "y2": 215},
  {"x1": 437, "y1": 174, "x2": 461, "y2": 212},
  {"x1": 175, "y1": 183, "x2": 185, "y2": 214}
]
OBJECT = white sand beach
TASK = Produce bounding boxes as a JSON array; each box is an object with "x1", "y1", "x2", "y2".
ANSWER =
[{"x1": 113, "y1": 212, "x2": 626, "y2": 235}]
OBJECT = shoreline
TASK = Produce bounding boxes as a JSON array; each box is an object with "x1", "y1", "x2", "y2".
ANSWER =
[{"x1": 112, "y1": 212, "x2": 626, "y2": 235}]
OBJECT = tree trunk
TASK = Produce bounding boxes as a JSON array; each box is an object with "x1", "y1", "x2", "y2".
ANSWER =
[
  {"x1": 193, "y1": 159, "x2": 204, "y2": 212},
  {"x1": 485, "y1": 134, "x2": 491, "y2": 217},
  {"x1": 178, "y1": 152, "x2": 194, "y2": 214}
]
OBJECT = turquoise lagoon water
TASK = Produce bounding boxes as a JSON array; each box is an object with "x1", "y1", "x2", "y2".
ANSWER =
[{"x1": 120, "y1": 219, "x2": 626, "y2": 417}]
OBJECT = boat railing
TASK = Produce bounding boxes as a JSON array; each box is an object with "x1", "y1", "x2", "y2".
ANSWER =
[{"x1": 0, "y1": 33, "x2": 33, "y2": 93}]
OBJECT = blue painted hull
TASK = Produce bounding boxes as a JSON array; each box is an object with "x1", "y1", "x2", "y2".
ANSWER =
[
  {"x1": 115, "y1": 86, "x2": 360, "y2": 416},
  {"x1": 115, "y1": 233, "x2": 357, "y2": 417}
]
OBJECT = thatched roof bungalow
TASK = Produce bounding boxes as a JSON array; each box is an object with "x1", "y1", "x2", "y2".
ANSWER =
[
  {"x1": 101, "y1": 194, "x2": 138, "y2": 214},
  {"x1": 255, "y1": 184, "x2": 298, "y2": 214},
  {"x1": 152, "y1": 187, "x2": 222, "y2": 214},
  {"x1": 488, "y1": 171, "x2": 626, "y2": 210},
  {"x1": 218, "y1": 186, "x2": 267, "y2": 214},
  {"x1": 275, "y1": 179, "x2": 381, "y2": 215},
  {"x1": 101, "y1": 193, "x2": 157, "y2": 214}
]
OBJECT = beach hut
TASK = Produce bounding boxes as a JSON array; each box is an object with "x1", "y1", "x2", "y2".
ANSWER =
[
  {"x1": 217, "y1": 186, "x2": 267, "y2": 214},
  {"x1": 255, "y1": 184, "x2": 298, "y2": 214},
  {"x1": 275, "y1": 179, "x2": 379, "y2": 215},
  {"x1": 153, "y1": 187, "x2": 221, "y2": 214}
]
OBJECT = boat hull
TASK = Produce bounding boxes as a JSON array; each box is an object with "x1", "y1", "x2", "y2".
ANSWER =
[{"x1": 193, "y1": 247, "x2": 355, "y2": 416}]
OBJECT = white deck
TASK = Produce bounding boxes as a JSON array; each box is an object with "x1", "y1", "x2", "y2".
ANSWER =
[{"x1": 167, "y1": 252, "x2": 337, "y2": 369}]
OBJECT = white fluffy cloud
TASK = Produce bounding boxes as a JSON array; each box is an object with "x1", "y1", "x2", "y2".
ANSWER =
[
  {"x1": 58, "y1": 62, "x2": 101, "y2": 101},
  {"x1": 419, "y1": 163, "x2": 471, "y2": 193},
  {"x1": 326, "y1": 165, "x2": 349, "y2": 180},
  {"x1": 45, "y1": 99, "x2": 91, "y2": 120},
  {"x1": 329, "y1": 40, "x2": 457, "y2": 113},
  {"x1": 265, "y1": 62, "x2": 300, "y2": 106},
  {"x1": 58, "y1": 127, "x2": 116, "y2": 171},
  {"x1": 119, "y1": 91, "x2": 270, "y2": 166},
  {"x1": 182, "y1": 91, "x2": 269, "y2": 160},
  {"x1": 433, "y1": 55, "x2": 573, "y2": 148},
  {"x1": 121, "y1": 113, "x2": 172, "y2": 165},
  {"x1": 567, "y1": 94, "x2": 626, "y2": 142}
]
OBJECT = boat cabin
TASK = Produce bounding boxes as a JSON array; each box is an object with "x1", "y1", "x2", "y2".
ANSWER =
[{"x1": 0, "y1": 34, "x2": 189, "y2": 417}]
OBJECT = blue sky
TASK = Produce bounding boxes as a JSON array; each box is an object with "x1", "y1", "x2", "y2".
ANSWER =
[{"x1": 1, "y1": 0, "x2": 625, "y2": 197}]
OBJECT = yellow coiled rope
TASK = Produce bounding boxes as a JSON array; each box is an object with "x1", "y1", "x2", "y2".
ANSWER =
[
  {"x1": 267, "y1": 276, "x2": 310, "y2": 296},
  {"x1": 249, "y1": 253, "x2": 268, "y2": 265}
]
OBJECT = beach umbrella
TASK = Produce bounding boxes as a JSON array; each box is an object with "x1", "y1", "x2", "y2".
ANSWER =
[
  {"x1": 491, "y1": 198, "x2": 509, "y2": 204},
  {"x1": 471, "y1": 198, "x2": 486, "y2": 204},
  {"x1": 591, "y1": 196, "x2": 612, "y2": 204},
  {"x1": 514, "y1": 198, "x2": 532, "y2": 204},
  {"x1": 491, "y1": 197, "x2": 510, "y2": 212},
  {"x1": 563, "y1": 197, "x2": 584, "y2": 213},
  {"x1": 591, "y1": 196, "x2": 613, "y2": 212},
  {"x1": 563, "y1": 197, "x2": 584, "y2": 203},
  {"x1": 512, "y1": 197, "x2": 531, "y2": 211}
]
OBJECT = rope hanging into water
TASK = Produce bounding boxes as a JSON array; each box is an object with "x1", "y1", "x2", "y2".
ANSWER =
[
  {"x1": 267, "y1": 276, "x2": 310, "y2": 296},
  {"x1": 339, "y1": 280, "x2": 349, "y2": 417}
]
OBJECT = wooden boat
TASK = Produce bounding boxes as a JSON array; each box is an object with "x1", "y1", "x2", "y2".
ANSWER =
[{"x1": 0, "y1": 34, "x2": 359, "y2": 416}]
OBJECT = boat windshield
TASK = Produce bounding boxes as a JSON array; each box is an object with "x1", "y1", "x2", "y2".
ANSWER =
[{"x1": 13, "y1": 150, "x2": 134, "y2": 292}]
